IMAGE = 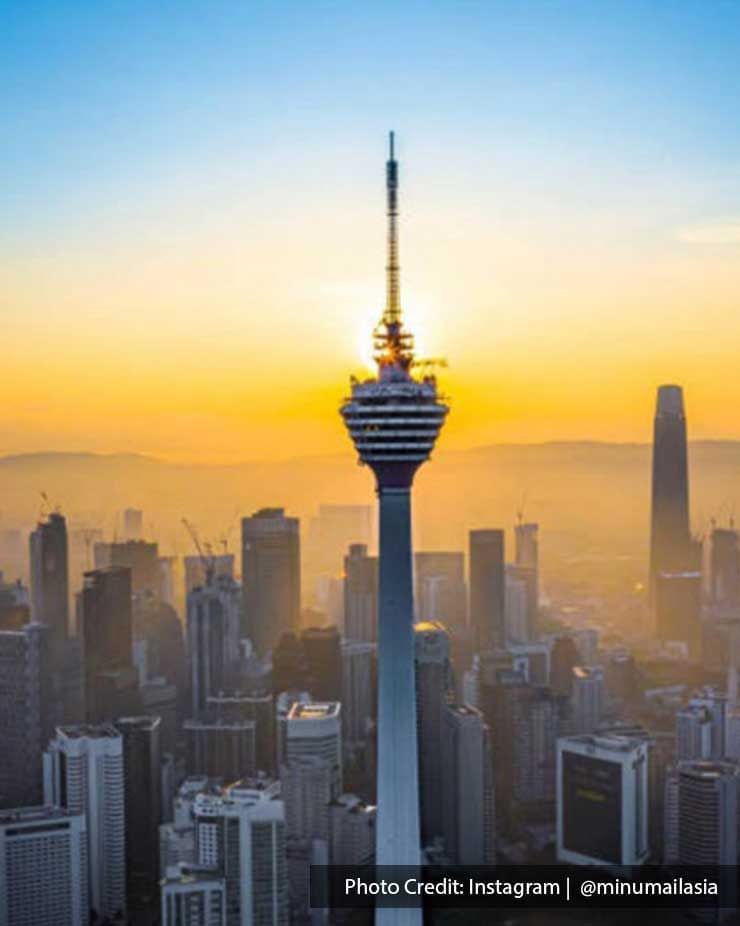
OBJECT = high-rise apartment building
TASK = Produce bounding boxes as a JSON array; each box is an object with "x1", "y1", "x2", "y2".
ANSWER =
[
  {"x1": 161, "y1": 867, "x2": 226, "y2": 926},
  {"x1": 241, "y1": 508, "x2": 300, "y2": 656},
  {"x1": 468, "y1": 529, "x2": 505, "y2": 652},
  {"x1": 557, "y1": 734, "x2": 649, "y2": 866},
  {"x1": 650, "y1": 385, "x2": 691, "y2": 596},
  {"x1": 44, "y1": 725, "x2": 126, "y2": 921},
  {"x1": 193, "y1": 778, "x2": 288, "y2": 926},
  {"x1": 0, "y1": 806, "x2": 88, "y2": 926},
  {"x1": 677, "y1": 760, "x2": 740, "y2": 864}
]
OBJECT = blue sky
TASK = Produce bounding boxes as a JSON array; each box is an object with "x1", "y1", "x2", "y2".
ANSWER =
[{"x1": 2, "y1": 1, "x2": 740, "y2": 458}]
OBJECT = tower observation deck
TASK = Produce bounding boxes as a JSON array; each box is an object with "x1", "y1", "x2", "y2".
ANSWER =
[{"x1": 340, "y1": 133, "x2": 448, "y2": 926}]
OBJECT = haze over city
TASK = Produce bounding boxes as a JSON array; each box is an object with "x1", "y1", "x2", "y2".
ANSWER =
[{"x1": 3, "y1": 1, "x2": 740, "y2": 461}]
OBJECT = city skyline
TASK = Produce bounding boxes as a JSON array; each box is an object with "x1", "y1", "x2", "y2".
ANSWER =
[{"x1": 3, "y1": 1, "x2": 740, "y2": 461}]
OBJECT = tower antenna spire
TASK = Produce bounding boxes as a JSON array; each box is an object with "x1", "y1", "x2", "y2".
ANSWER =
[{"x1": 385, "y1": 129, "x2": 400, "y2": 326}]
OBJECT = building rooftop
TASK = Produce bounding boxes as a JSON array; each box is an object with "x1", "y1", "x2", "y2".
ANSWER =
[
  {"x1": 57, "y1": 723, "x2": 120, "y2": 740},
  {"x1": 564, "y1": 733, "x2": 646, "y2": 753},
  {"x1": 0, "y1": 805, "x2": 78, "y2": 826},
  {"x1": 288, "y1": 701, "x2": 340, "y2": 721}
]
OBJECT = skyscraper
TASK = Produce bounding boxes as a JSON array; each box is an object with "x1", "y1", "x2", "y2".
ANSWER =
[
  {"x1": 0, "y1": 622, "x2": 51, "y2": 808},
  {"x1": 241, "y1": 508, "x2": 300, "y2": 656},
  {"x1": 650, "y1": 384, "x2": 691, "y2": 596},
  {"x1": 468, "y1": 529, "x2": 505, "y2": 652},
  {"x1": 414, "y1": 552, "x2": 466, "y2": 634},
  {"x1": 414, "y1": 621, "x2": 451, "y2": 844},
  {"x1": 0, "y1": 806, "x2": 88, "y2": 926},
  {"x1": 343, "y1": 543, "x2": 378, "y2": 643},
  {"x1": 29, "y1": 512, "x2": 69, "y2": 651},
  {"x1": 710, "y1": 525, "x2": 740, "y2": 606},
  {"x1": 44, "y1": 725, "x2": 127, "y2": 922},
  {"x1": 340, "y1": 133, "x2": 448, "y2": 920},
  {"x1": 571, "y1": 666, "x2": 604, "y2": 734},
  {"x1": 285, "y1": 702, "x2": 342, "y2": 799},
  {"x1": 94, "y1": 539, "x2": 160, "y2": 595},
  {"x1": 300, "y1": 625, "x2": 342, "y2": 702},
  {"x1": 441, "y1": 704, "x2": 495, "y2": 864},
  {"x1": 79, "y1": 565, "x2": 138, "y2": 722},
  {"x1": 160, "y1": 868, "x2": 226, "y2": 926},
  {"x1": 115, "y1": 715, "x2": 162, "y2": 925},
  {"x1": 557, "y1": 734, "x2": 649, "y2": 866},
  {"x1": 193, "y1": 778, "x2": 288, "y2": 926},
  {"x1": 186, "y1": 573, "x2": 242, "y2": 717},
  {"x1": 677, "y1": 760, "x2": 740, "y2": 865}
]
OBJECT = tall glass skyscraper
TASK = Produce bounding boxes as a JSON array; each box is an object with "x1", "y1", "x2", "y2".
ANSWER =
[{"x1": 650, "y1": 384, "x2": 691, "y2": 597}]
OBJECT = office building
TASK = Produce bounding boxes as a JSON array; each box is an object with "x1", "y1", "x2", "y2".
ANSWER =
[
  {"x1": 414, "y1": 622, "x2": 451, "y2": 843},
  {"x1": 79, "y1": 565, "x2": 137, "y2": 722},
  {"x1": 193, "y1": 778, "x2": 288, "y2": 926},
  {"x1": 441, "y1": 704, "x2": 495, "y2": 864},
  {"x1": 468, "y1": 529, "x2": 505, "y2": 652},
  {"x1": 29, "y1": 512, "x2": 69, "y2": 652},
  {"x1": 115, "y1": 715, "x2": 162, "y2": 925},
  {"x1": 187, "y1": 574, "x2": 242, "y2": 717},
  {"x1": 677, "y1": 760, "x2": 740, "y2": 864},
  {"x1": 241, "y1": 508, "x2": 300, "y2": 656},
  {"x1": 161, "y1": 867, "x2": 226, "y2": 926},
  {"x1": 571, "y1": 666, "x2": 604, "y2": 734},
  {"x1": 285, "y1": 702, "x2": 342, "y2": 798},
  {"x1": 44, "y1": 725, "x2": 126, "y2": 921},
  {"x1": 329, "y1": 794, "x2": 376, "y2": 865},
  {"x1": 0, "y1": 622, "x2": 51, "y2": 808},
  {"x1": 650, "y1": 385, "x2": 691, "y2": 596},
  {"x1": 415, "y1": 552, "x2": 466, "y2": 634},
  {"x1": 343, "y1": 543, "x2": 378, "y2": 643},
  {"x1": 557, "y1": 734, "x2": 649, "y2": 866},
  {"x1": 0, "y1": 806, "x2": 88, "y2": 926}
]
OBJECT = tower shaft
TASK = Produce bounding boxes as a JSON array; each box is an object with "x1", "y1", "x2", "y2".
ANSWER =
[{"x1": 376, "y1": 485, "x2": 421, "y2": 924}]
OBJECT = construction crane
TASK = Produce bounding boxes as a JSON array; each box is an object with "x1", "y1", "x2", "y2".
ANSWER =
[
  {"x1": 39, "y1": 490, "x2": 62, "y2": 520},
  {"x1": 181, "y1": 517, "x2": 215, "y2": 587}
]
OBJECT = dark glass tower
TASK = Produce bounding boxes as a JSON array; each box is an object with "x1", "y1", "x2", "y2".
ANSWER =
[
  {"x1": 341, "y1": 133, "x2": 448, "y2": 924},
  {"x1": 649, "y1": 385, "x2": 691, "y2": 597}
]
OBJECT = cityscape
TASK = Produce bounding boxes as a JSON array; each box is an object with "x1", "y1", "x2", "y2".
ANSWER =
[{"x1": 3, "y1": 3, "x2": 740, "y2": 926}]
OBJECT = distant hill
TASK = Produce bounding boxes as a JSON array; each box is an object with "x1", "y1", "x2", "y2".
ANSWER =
[{"x1": 2, "y1": 442, "x2": 740, "y2": 593}]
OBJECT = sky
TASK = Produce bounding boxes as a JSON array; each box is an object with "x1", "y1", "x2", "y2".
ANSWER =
[{"x1": 2, "y1": 0, "x2": 740, "y2": 462}]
